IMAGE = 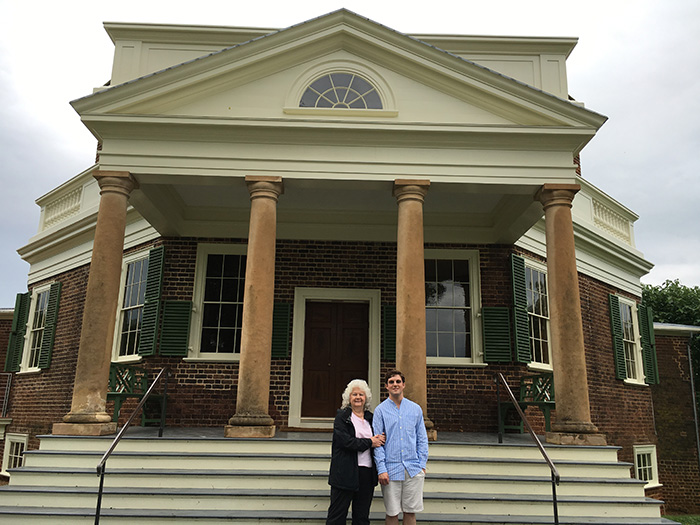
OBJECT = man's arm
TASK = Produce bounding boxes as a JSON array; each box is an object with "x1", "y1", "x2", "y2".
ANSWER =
[
  {"x1": 416, "y1": 405, "x2": 429, "y2": 470},
  {"x1": 372, "y1": 406, "x2": 387, "y2": 475}
]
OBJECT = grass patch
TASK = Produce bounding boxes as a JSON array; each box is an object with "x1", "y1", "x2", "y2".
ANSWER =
[{"x1": 666, "y1": 517, "x2": 700, "y2": 524}]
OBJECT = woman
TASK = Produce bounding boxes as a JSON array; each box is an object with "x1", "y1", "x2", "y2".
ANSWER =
[{"x1": 326, "y1": 379, "x2": 385, "y2": 525}]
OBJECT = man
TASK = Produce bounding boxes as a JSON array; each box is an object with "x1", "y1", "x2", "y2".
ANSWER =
[{"x1": 372, "y1": 370, "x2": 429, "y2": 524}]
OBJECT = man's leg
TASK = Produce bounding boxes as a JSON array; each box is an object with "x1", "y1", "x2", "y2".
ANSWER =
[
  {"x1": 385, "y1": 515, "x2": 399, "y2": 525},
  {"x1": 403, "y1": 512, "x2": 417, "y2": 525}
]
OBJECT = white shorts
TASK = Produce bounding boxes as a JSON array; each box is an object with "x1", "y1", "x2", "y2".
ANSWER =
[{"x1": 380, "y1": 469, "x2": 425, "y2": 516}]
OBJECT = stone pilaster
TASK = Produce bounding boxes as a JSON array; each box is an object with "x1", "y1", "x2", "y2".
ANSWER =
[
  {"x1": 53, "y1": 171, "x2": 137, "y2": 436},
  {"x1": 536, "y1": 184, "x2": 606, "y2": 446},
  {"x1": 393, "y1": 179, "x2": 436, "y2": 440},
  {"x1": 226, "y1": 176, "x2": 283, "y2": 438}
]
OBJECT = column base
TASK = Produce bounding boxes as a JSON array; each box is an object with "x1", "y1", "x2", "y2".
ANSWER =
[
  {"x1": 226, "y1": 413, "x2": 276, "y2": 438},
  {"x1": 52, "y1": 422, "x2": 117, "y2": 436},
  {"x1": 545, "y1": 431, "x2": 607, "y2": 446},
  {"x1": 224, "y1": 424, "x2": 276, "y2": 438}
]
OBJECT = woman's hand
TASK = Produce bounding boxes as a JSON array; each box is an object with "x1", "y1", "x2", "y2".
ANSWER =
[{"x1": 371, "y1": 433, "x2": 386, "y2": 448}]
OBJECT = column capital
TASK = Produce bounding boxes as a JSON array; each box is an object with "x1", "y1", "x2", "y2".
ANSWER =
[
  {"x1": 93, "y1": 170, "x2": 138, "y2": 197},
  {"x1": 393, "y1": 179, "x2": 430, "y2": 204},
  {"x1": 245, "y1": 176, "x2": 284, "y2": 201},
  {"x1": 535, "y1": 183, "x2": 580, "y2": 210}
]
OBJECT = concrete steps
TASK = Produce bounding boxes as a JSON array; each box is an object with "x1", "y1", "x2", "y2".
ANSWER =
[{"x1": 0, "y1": 430, "x2": 673, "y2": 524}]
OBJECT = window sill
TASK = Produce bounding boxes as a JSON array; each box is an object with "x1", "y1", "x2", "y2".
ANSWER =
[
  {"x1": 527, "y1": 363, "x2": 553, "y2": 372},
  {"x1": 643, "y1": 482, "x2": 662, "y2": 490},
  {"x1": 16, "y1": 369, "x2": 41, "y2": 376},
  {"x1": 113, "y1": 356, "x2": 143, "y2": 365},
  {"x1": 623, "y1": 379, "x2": 649, "y2": 387},
  {"x1": 427, "y1": 358, "x2": 488, "y2": 368},
  {"x1": 183, "y1": 355, "x2": 241, "y2": 363}
]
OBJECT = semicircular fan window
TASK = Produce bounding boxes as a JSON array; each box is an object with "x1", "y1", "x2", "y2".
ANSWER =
[{"x1": 300, "y1": 72, "x2": 383, "y2": 109}]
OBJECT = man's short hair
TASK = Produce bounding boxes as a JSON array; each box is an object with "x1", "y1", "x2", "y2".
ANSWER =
[{"x1": 384, "y1": 369, "x2": 405, "y2": 384}]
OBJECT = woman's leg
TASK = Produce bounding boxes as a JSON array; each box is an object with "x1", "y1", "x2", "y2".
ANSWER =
[
  {"x1": 351, "y1": 467, "x2": 374, "y2": 525},
  {"x1": 327, "y1": 486, "x2": 353, "y2": 525}
]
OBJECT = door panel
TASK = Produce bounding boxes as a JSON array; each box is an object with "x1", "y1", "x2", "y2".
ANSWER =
[{"x1": 301, "y1": 301, "x2": 369, "y2": 418}]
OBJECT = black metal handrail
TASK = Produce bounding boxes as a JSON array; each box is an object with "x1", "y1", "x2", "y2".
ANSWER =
[
  {"x1": 495, "y1": 372, "x2": 560, "y2": 524},
  {"x1": 95, "y1": 367, "x2": 170, "y2": 525}
]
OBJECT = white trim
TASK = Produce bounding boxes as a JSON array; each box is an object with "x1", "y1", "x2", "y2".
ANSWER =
[
  {"x1": 633, "y1": 444, "x2": 661, "y2": 489},
  {"x1": 187, "y1": 243, "x2": 247, "y2": 361},
  {"x1": 618, "y1": 296, "x2": 645, "y2": 385},
  {"x1": 1, "y1": 433, "x2": 28, "y2": 476},
  {"x1": 288, "y1": 287, "x2": 382, "y2": 429},
  {"x1": 424, "y1": 249, "x2": 482, "y2": 367},
  {"x1": 522, "y1": 257, "x2": 553, "y2": 370},
  {"x1": 19, "y1": 283, "x2": 53, "y2": 373},
  {"x1": 111, "y1": 249, "x2": 151, "y2": 363}
]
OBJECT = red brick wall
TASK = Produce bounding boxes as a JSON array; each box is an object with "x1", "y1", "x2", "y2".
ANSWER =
[
  {"x1": 1, "y1": 238, "x2": 665, "y2": 487},
  {"x1": 651, "y1": 333, "x2": 700, "y2": 514}
]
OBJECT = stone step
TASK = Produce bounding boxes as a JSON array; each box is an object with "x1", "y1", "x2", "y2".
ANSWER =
[
  {"x1": 0, "y1": 486, "x2": 667, "y2": 518},
  {"x1": 0, "y1": 506, "x2": 676, "y2": 524},
  {"x1": 8, "y1": 466, "x2": 647, "y2": 498}
]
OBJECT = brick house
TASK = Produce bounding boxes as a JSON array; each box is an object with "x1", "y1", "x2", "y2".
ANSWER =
[{"x1": 2, "y1": 8, "x2": 686, "y2": 508}]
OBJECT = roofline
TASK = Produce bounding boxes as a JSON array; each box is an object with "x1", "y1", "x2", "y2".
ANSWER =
[{"x1": 654, "y1": 323, "x2": 700, "y2": 336}]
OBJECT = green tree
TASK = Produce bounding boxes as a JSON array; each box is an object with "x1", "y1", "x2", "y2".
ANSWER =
[{"x1": 643, "y1": 279, "x2": 700, "y2": 412}]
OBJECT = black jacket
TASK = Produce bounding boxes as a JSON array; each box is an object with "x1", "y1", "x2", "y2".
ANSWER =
[{"x1": 328, "y1": 407, "x2": 379, "y2": 491}]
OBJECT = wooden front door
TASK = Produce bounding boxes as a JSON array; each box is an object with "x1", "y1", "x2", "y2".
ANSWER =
[{"x1": 301, "y1": 301, "x2": 369, "y2": 418}]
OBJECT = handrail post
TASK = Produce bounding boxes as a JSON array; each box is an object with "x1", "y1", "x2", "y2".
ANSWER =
[
  {"x1": 95, "y1": 462, "x2": 105, "y2": 525},
  {"x1": 495, "y1": 374, "x2": 503, "y2": 444},
  {"x1": 551, "y1": 470, "x2": 560, "y2": 525},
  {"x1": 159, "y1": 369, "x2": 169, "y2": 438}
]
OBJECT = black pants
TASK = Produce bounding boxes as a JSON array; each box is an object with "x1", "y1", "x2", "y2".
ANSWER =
[{"x1": 326, "y1": 466, "x2": 375, "y2": 525}]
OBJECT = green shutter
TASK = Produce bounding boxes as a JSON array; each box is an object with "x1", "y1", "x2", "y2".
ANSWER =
[
  {"x1": 159, "y1": 300, "x2": 192, "y2": 357},
  {"x1": 138, "y1": 246, "x2": 165, "y2": 357},
  {"x1": 482, "y1": 307, "x2": 511, "y2": 362},
  {"x1": 37, "y1": 282, "x2": 62, "y2": 369},
  {"x1": 5, "y1": 293, "x2": 30, "y2": 372},
  {"x1": 609, "y1": 294, "x2": 627, "y2": 380},
  {"x1": 511, "y1": 254, "x2": 531, "y2": 363},
  {"x1": 382, "y1": 304, "x2": 396, "y2": 361},
  {"x1": 638, "y1": 303, "x2": 659, "y2": 385},
  {"x1": 271, "y1": 303, "x2": 291, "y2": 358}
]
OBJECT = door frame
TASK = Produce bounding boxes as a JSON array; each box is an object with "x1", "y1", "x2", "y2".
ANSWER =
[{"x1": 288, "y1": 287, "x2": 382, "y2": 429}]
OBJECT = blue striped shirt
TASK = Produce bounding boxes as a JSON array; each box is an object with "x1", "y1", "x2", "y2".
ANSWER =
[{"x1": 372, "y1": 396, "x2": 429, "y2": 480}]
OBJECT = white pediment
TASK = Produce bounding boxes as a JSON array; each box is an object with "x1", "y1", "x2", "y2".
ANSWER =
[{"x1": 73, "y1": 10, "x2": 605, "y2": 131}]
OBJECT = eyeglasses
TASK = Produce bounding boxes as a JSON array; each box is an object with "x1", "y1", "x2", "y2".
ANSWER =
[{"x1": 387, "y1": 379, "x2": 403, "y2": 385}]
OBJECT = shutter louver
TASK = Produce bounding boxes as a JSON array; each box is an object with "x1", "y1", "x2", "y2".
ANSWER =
[
  {"x1": 638, "y1": 303, "x2": 659, "y2": 385},
  {"x1": 382, "y1": 304, "x2": 396, "y2": 361},
  {"x1": 271, "y1": 303, "x2": 291, "y2": 358},
  {"x1": 138, "y1": 246, "x2": 165, "y2": 356},
  {"x1": 511, "y1": 255, "x2": 531, "y2": 363},
  {"x1": 609, "y1": 294, "x2": 627, "y2": 380},
  {"x1": 482, "y1": 307, "x2": 511, "y2": 362},
  {"x1": 38, "y1": 282, "x2": 62, "y2": 369},
  {"x1": 5, "y1": 293, "x2": 30, "y2": 372},
  {"x1": 159, "y1": 300, "x2": 192, "y2": 357}
]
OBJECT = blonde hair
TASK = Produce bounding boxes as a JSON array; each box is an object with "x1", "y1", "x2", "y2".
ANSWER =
[{"x1": 340, "y1": 379, "x2": 372, "y2": 410}]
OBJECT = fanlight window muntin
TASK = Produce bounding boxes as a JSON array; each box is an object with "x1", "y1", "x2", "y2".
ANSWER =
[{"x1": 300, "y1": 72, "x2": 383, "y2": 110}]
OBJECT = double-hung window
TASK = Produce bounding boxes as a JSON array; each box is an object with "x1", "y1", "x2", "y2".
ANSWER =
[
  {"x1": 609, "y1": 294, "x2": 658, "y2": 385},
  {"x1": 113, "y1": 252, "x2": 149, "y2": 361},
  {"x1": 424, "y1": 250, "x2": 481, "y2": 366},
  {"x1": 1, "y1": 433, "x2": 28, "y2": 476},
  {"x1": 189, "y1": 244, "x2": 247, "y2": 360},
  {"x1": 23, "y1": 286, "x2": 50, "y2": 370},
  {"x1": 633, "y1": 445, "x2": 660, "y2": 488},
  {"x1": 524, "y1": 261, "x2": 551, "y2": 368}
]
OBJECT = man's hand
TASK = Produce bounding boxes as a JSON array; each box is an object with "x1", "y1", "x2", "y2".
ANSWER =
[
  {"x1": 378, "y1": 472, "x2": 390, "y2": 485},
  {"x1": 371, "y1": 433, "x2": 385, "y2": 447}
]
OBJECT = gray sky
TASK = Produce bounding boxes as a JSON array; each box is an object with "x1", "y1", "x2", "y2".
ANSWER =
[{"x1": 1, "y1": 0, "x2": 699, "y2": 307}]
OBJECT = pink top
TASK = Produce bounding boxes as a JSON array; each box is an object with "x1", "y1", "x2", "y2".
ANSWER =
[{"x1": 351, "y1": 411, "x2": 373, "y2": 467}]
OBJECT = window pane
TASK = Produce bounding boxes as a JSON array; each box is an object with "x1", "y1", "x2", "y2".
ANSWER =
[
  {"x1": 454, "y1": 332, "x2": 468, "y2": 358},
  {"x1": 202, "y1": 304, "x2": 220, "y2": 327},
  {"x1": 436, "y1": 260, "x2": 452, "y2": 282},
  {"x1": 425, "y1": 282, "x2": 438, "y2": 306},
  {"x1": 206, "y1": 254, "x2": 223, "y2": 277},
  {"x1": 426, "y1": 332, "x2": 438, "y2": 357},
  {"x1": 424, "y1": 260, "x2": 437, "y2": 281},
  {"x1": 453, "y1": 260, "x2": 469, "y2": 283},
  {"x1": 205, "y1": 278, "x2": 222, "y2": 302},
  {"x1": 221, "y1": 279, "x2": 238, "y2": 302},
  {"x1": 426, "y1": 309, "x2": 437, "y2": 332},
  {"x1": 437, "y1": 332, "x2": 454, "y2": 358},
  {"x1": 437, "y1": 310, "x2": 453, "y2": 332}
]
